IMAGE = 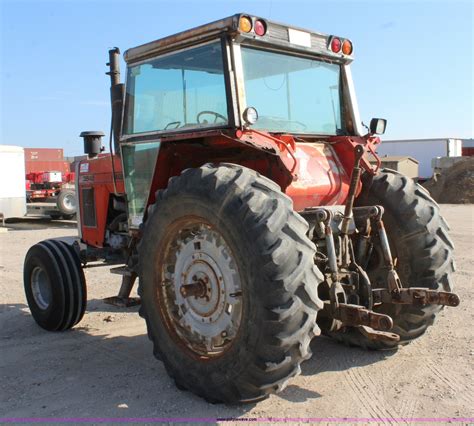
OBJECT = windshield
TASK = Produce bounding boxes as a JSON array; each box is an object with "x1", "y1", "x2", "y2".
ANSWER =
[{"x1": 241, "y1": 47, "x2": 343, "y2": 135}]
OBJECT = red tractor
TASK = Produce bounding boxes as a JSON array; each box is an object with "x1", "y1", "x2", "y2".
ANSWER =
[{"x1": 23, "y1": 14, "x2": 458, "y2": 403}]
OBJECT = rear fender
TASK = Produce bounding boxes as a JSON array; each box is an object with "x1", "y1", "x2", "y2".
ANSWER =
[
  {"x1": 143, "y1": 134, "x2": 294, "y2": 222},
  {"x1": 142, "y1": 132, "x2": 383, "y2": 223}
]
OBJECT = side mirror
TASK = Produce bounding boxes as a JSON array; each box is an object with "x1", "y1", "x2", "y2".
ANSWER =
[{"x1": 369, "y1": 118, "x2": 387, "y2": 135}]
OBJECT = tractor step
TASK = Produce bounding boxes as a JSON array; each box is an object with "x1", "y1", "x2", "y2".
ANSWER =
[
  {"x1": 103, "y1": 296, "x2": 141, "y2": 307},
  {"x1": 104, "y1": 269, "x2": 139, "y2": 307},
  {"x1": 110, "y1": 265, "x2": 133, "y2": 276}
]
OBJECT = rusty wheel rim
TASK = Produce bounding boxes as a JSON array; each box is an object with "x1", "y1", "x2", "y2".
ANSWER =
[{"x1": 158, "y1": 218, "x2": 243, "y2": 358}]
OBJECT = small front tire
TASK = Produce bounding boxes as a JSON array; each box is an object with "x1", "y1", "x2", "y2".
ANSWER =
[{"x1": 23, "y1": 240, "x2": 86, "y2": 331}]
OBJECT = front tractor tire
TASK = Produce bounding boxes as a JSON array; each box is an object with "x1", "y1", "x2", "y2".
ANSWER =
[
  {"x1": 23, "y1": 240, "x2": 86, "y2": 331},
  {"x1": 331, "y1": 169, "x2": 455, "y2": 350},
  {"x1": 138, "y1": 163, "x2": 323, "y2": 403}
]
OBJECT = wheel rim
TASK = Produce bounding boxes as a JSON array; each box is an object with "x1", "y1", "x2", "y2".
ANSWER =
[
  {"x1": 63, "y1": 194, "x2": 76, "y2": 210},
  {"x1": 159, "y1": 220, "x2": 243, "y2": 358},
  {"x1": 31, "y1": 266, "x2": 52, "y2": 310}
]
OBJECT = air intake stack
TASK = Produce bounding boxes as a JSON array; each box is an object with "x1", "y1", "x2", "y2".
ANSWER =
[{"x1": 106, "y1": 47, "x2": 125, "y2": 156}]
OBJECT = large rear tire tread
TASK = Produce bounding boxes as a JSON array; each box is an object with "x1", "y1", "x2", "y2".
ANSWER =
[
  {"x1": 138, "y1": 163, "x2": 323, "y2": 403},
  {"x1": 330, "y1": 169, "x2": 455, "y2": 350}
]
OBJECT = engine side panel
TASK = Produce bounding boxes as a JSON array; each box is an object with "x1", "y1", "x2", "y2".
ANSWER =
[{"x1": 78, "y1": 155, "x2": 124, "y2": 248}]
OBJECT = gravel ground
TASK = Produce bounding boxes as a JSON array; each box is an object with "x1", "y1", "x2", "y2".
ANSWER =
[{"x1": 0, "y1": 205, "x2": 473, "y2": 423}]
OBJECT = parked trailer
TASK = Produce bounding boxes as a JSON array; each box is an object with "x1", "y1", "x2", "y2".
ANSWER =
[
  {"x1": 0, "y1": 145, "x2": 27, "y2": 221},
  {"x1": 377, "y1": 138, "x2": 462, "y2": 179},
  {"x1": 24, "y1": 147, "x2": 77, "y2": 219}
]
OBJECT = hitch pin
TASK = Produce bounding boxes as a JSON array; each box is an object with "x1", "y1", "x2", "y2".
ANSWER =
[
  {"x1": 316, "y1": 208, "x2": 345, "y2": 308},
  {"x1": 376, "y1": 218, "x2": 403, "y2": 294}
]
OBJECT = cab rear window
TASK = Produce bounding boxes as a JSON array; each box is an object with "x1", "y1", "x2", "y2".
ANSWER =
[{"x1": 123, "y1": 41, "x2": 228, "y2": 135}]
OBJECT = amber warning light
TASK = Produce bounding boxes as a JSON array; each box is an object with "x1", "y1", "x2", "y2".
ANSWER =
[{"x1": 239, "y1": 16, "x2": 267, "y2": 36}]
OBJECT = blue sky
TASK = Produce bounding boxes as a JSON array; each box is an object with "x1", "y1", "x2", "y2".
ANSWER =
[{"x1": 1, "y1": 0, "x2": 472, "y2": 156}]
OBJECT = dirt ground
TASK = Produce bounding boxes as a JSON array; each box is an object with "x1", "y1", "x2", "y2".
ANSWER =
[{"x1": 1, "y1": 205, "x2": 473, "y2": 423}]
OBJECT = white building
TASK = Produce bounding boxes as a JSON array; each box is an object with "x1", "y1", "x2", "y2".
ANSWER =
[{"x1": 377, "y1": 138, "x2": 463, "y2": 178}]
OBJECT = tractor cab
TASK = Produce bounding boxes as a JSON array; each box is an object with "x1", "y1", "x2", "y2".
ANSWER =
[{"x1": 79, "y1": 13, "x2": 371, "y2": 239}]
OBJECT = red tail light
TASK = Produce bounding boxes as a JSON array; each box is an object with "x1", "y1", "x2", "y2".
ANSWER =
[
  {"x1": 330, "y1": 37, "x2": 342, "y2": 53},
  {"x1": 254, "y1": 19, "x2": 267, "y2": 36}
]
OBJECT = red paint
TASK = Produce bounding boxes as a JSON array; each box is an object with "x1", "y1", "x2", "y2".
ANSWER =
[
  {"x1": 78, "y1": 155, "x2": 124, "y2": 247},
  {"x1": 285, "y1": 143, "x2": 350, "y2": 211},
  {"x1": 78, "y1": 131, "x2": 381, "y2": 248},
  {"x1": 231, "y1": 131, "x2": 371, "y2": 210},
  {"x1": 26, "y1": 171, "x2": 75, "y2": 184},
  {"x1": 25, "y1": 170, "x2": 77, "y2": 202},
  {"x1": 25, "y1": 160, "x2": 71, "y2": 174},
  {"x1": 462, "y1": 147, "x2": 474, "y2": 156}
]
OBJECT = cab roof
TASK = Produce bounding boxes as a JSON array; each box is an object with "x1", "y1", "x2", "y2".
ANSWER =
[{"x1": 124, "y1": 13, "x2": 353, "y2": 64}]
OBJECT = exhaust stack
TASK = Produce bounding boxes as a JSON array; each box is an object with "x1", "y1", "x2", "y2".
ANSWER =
[{"x1": 106, "y1": 48, "x2": 124, "y2": 156}]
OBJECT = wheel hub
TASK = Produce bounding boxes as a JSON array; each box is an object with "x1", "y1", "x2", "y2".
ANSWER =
[
  {"x1": 31, "y1": 266, "x2": 51, "y2": 310},
  {"x1": 62, "y1": 193, "x2": 76, "y2": 210},
  {"x1": 161, "y1": 223, "x2": 242, "y2": 356}
]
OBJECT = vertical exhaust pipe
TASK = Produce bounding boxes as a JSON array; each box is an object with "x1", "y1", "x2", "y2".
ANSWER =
[{"x1": 106, "y1": 47, "x2": 124, "y2": 156}]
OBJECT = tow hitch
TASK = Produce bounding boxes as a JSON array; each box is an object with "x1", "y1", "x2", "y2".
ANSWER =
[
  {"x1": 373, "y1": 287, "x2": 460, "y2": 307},
  {"x1": 303, "y1": 144, "x2": 460, "y2": 344}
]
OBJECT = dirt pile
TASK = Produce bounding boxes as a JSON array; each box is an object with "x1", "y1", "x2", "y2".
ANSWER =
[{"x1": 423, "y1": 158, "x2": 474, "y2": 203}]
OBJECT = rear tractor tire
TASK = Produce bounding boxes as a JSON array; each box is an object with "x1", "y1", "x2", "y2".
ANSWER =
[
  {"x1": 329, "y1": 169, "x2": 455, "y2": 350},
  {"x1": 23, "y1": 240, "x2": 86, "y2": 331},
  {"x1": 138, "y1": 163, "x2": 323, "y2": 403}
]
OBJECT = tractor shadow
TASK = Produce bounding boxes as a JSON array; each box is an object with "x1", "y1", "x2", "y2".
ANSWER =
[
  {"x1": 0, "y1": 302, "x2": 395, "y2": 419},
  {"x1": 304, "y1": 334, "x2": 396, "y2": 376},
  {"x1": 3, "y1": 217, "x2": 77, "y2": 231},
  {"x1": 86, "y1": 298, "x2": 142, "y2": 314},
  {"x1": 274, "y1": 335, "x2": 396, "y2": 403}
]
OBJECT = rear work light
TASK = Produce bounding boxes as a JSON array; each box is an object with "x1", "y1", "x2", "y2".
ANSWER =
[
  {"x1": 254, "y1": 19, "x2": 267, "y2": 36},
  {"x1": 330, "y1": 37, "x2": 342, "y2": 53},
  {"x1": 239, "y1": 16, "x2": 252, "y2": 33},
  {"x1": 342, "y1": 39, "x2": 353, "y2": 55}
]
